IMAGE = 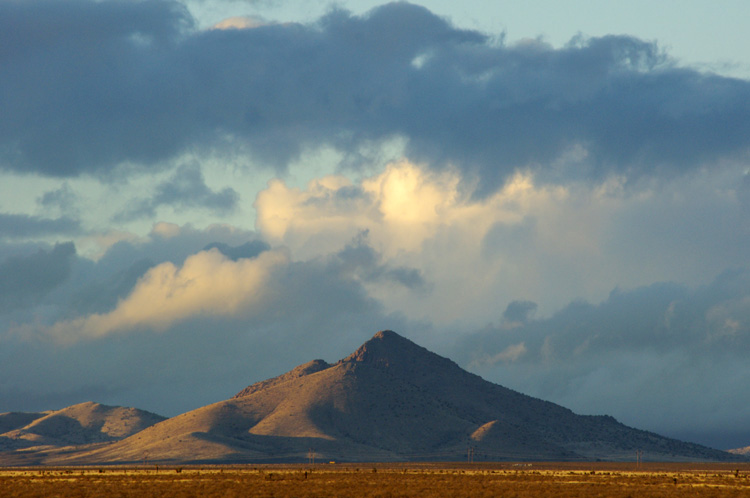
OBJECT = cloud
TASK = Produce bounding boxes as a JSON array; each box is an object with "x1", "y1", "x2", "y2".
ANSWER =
[
  {"x1": 456, "y1": 269, "x2": 750, "y2": 448},
  {"x1": 42, "y1": 248, "x2": 288, "y2": 341},
  {"x1": 115, "y1": 164, "x2": 239, "y2": 221},
  {"x1": 202, "y1": 240, "x2": 270, "y2": 260},
  {"x1": 255, "y1": 159, "x2": 750, "y2": 324},
  {"x1": 2, "y1": 1, "x2": 748, "y2": 190},
  {"x1": 0, "y1": 223, "x2": 415, "y2": 415},
  {"x1": 332, "y1": 231, "x2": 427, "y2": 291},
  {"x1": 740, "y1": 172, "x2": 750, "y2": 215},
  {"x1": 90, "y1": 222, "x2": 260, "y2": 269},
  {"x1": 0, "y1": 223, "x2": 272, "y2": 327},
  {"x1": 0, "y1": 242, "x2": 76, "y2": 313},
  {"x1": 471, "y1": 342, "x2": 527, "y2": 367},
  {"x1": 1, "y1": 0, "x2": 749, "y2": 451},
  {"x1": 69, "y1": 260, "x2": 155, "y2": 318},
  {"x1": 210, "y1": 16, "x2": 266, "y2": 30},
  {"x1": 26, "y1": 224, "x2": 416, "y2": 343},
  {"x1": 255, "y1": 160, "x2": 505, "y2": 259},
  {"x1": 502, "y1": 300, "x2": 538, "y2": 325},
  {"x1": 38, "y1": 183, "x2": 79, "y2": 215},
  {"x1": 0, "y1": 213, "x2": 81, "y2": 239},
  {"x1": 0, "y1": 0, "x2": 194, "y2": 176}
]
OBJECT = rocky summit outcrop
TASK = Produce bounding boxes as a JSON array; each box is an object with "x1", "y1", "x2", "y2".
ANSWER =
[{"x1": 0, "y1": 331, "x2": 742, "y2": 465}]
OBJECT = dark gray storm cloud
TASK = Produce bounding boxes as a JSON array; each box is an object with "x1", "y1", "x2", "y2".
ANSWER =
[
  {"x1": 0, "y1": 242, "x2": 76, "y2": 312},
  {"x1": 335, "y1": 231, "x2": 426, "y2": 290},
  {"x1": 0, "y1": 213, "x2": 81, "y2": 239},
  {"x1": 0, "y1": 0, "x2": 195, "y2": 176},
  {"x1": 0, "y1": 226, "x2": 270, "y2": 323},
  {"x1": 502, "y1": 300, "x2": 537, "y2": 324},
  {"x1": 740, "y1": 173, "x2": 750, "y2": 215},
  {"x1": 457, "y1": 269, "x2": 750, "y2": 449},
  {"x1": 2, "y1": 0, "x2": 749, "y2": 190},
  {"x1": 115, "y1": 164, "x2": 239, "y2": 221},
  {"x1": 94, "y1": 223, "x2": 260, "y2": 272},
  {"x1": 66, "y1": 258, "x2": 155, "y2": 316},
  {"x1": 38, "y1": 184, "x2": 78, "y2": 213},
  {"x1": 203, "y1": 240, "x2": 270, "y2": 260}
]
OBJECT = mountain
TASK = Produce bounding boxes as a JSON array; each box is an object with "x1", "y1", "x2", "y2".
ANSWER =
[
  {"x1": 0, "y1": 411, "x2": 47, "y2": 435},
  {"x1": 0, "y1": 402, "x2": 166, "y2": 464},
  {"x1": 729, "y1": 446, "x2": 750, "y2": 456},
  {"x1": 0, "y1": 331, "x2": 740, "y2": 464}
]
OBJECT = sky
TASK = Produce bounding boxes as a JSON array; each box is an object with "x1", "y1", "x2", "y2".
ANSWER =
[{"x1": 1, "y1": 0, "x2": 749, "y2": 451}]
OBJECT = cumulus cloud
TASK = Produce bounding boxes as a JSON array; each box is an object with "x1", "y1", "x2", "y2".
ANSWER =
[
  {"x1": 203, "y1": 240, "x2": 270, "y2": 260},
  {"x1": 115, "y1": 164, "x2": 239, "y2": 221},
  {"x1": 0, "y1": 242, "x2": 76, "y2": 313},
  {"x1": 456, "y1": 270, "x2": 750, "y2": 448},
  {"x1": 0, "y1": 213, "x2": 81, "y2": 239},
  {"x1": 91, "y1": 222, "x2": 260, "y2": 269},
  {"x1": 1, "y1": 0, "x2": 748, "y2": 190},
  {"x1": 38, "y1": 184, "x2": 79, "y2": 215},
  {"x1": 0, "y1": 223, "x2": 415, "y2": 415},
  {"x1": 256, "y1": 160, "x2": 534, "y2": 320},
  {"x1": 471, "y1": 342, "x2": 527, "y2": 367},
  {"x1": 2, "y1": 0, "x2": 750, "y2": 451},
  {"x1": 0, "y1": 223, "x2": 272, "y2": 330},
  {"x1": 332, "y1": 231, "x2": 427, "y2": 292},
  {"x1": 255, "y1": 161, "x2": 486, "y2": 259},
  {"x1": 14, "y1": 219, "x2": 419, "y2": 344},
  {"x1": 41, "y1": 248, "x2": 287, "y2": 341},
  {"x1": 254, "y1": 159, "x2": 750, "y2": 324},
  {"x1": 502, "y1": 300, "x2": 538, "y2": 325},
  {"x1": 210, "y1": 15, "x2": 266, "y2": 30},
  {"x1": 66, "y1": 258, "x2": 157, "y2": 316}
]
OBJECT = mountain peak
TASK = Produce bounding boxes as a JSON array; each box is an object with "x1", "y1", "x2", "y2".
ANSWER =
[
  {"x1": 343, "y1": 330, "x2": 425, "y2": 366},
  {"x1": 372, "y1": 329, "x2": 399, "y2": 340},
  {"x1": 5, "y1": 330, "x2": 738, "y2": 464}
]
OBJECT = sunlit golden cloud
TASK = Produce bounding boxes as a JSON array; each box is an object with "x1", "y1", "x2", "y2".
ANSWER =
[
  {"x1": 210, "y1": 16, "x2": 265, "y2": 30},
  {"x1": 40, "y1": 248, "x2": 289, "y2": 341},
  {"x1": 257, "y1": 161, "x2": 551, "y2": 257}
]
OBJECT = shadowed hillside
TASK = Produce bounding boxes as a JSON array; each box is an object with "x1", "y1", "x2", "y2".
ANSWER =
[{"x1": 0, "y1": 402, "x2": 166, "y2": 464}]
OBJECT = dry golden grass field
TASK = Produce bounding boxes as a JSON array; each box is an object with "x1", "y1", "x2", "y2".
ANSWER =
[{"x1": 3, "y1": 462, "x2": 750, "y2": 497}]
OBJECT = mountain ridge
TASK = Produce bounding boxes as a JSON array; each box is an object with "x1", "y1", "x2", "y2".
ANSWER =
[
  {"x1": 0, "y1": 331, "x2": 744, "y2": 465},
  {"x1": 0, "y1": 401, "x2": 166, "y2": 463}
]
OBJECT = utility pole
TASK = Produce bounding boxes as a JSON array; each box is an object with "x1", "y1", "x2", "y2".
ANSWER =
[{"x1": 467, "y1": 446, "x2": 475, "y2": 463}]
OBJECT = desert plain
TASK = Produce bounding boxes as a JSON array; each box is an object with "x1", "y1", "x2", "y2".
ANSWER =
[{"x1": 4, "y1": 462, "x2": 750, "y2": 498}]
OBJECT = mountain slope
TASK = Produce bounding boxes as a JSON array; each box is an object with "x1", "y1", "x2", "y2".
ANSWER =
[
  {"x1": 0, "y1": 402, "x2": 166, "y2": 453},
  {"x1": 39, "y1": 330, "x2": 737, "y2": 464},
  {"x1": 0, "y1": 411, "x2": 47, "y2": 435}
]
